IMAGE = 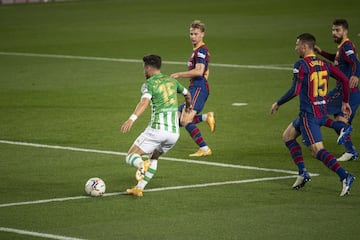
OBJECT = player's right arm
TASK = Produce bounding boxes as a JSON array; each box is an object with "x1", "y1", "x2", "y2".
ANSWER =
[
  {"x1": 176, "y1": 80, "x2": 192, "y2": 111},
  {"x1": 271, "y1": 63, "x2": 303, "y2": 114},
  {"x1": 120, "y1": 97, "x2": 150, "y2": 133},
  {"x1": 315, "y1": 45, "x2": 336, "y2": 62},
  {"x1": 171, "y1": 47, "x2": 208, "y2": 79},
  {"x1": 171, "y1": 63, "x2": 205, "y2": 79},
  {"x1": 121, "y1": 83, "x2": 152, "y2": 133}
]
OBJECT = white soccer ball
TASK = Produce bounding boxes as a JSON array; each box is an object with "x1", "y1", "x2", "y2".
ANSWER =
[{"x1": 85, "y1": 177, "x2": 106, "y2": 197}]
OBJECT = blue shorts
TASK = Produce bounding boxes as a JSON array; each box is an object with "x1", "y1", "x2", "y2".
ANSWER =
[
  {"x1": 292, "y1": 117, "x2": 301, "y2": 133},
  {"x1": 297, "y1": 112, "x2": 326, "y2": 146},
  {"x1": 327, "y1": 89, "x2": 360, "y2": 124},
  {"x1": 178, "y1": 87, "x2": 209, "y2": 113}
]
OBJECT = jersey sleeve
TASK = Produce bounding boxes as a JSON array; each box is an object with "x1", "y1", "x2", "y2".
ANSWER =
[
  {"x1": 277, "y1": 61, "x2": 303, "y2": 106},
  {"x1": 141, "y1": 82, "x2": 152, "y2": 99},
  {"x1": 328, "y1": 63, "x2": 350, "y2": 103},
  {"x1": 196, "y1": 47, "x2": 208, "y2": 65},
  {"x1": 342, "y1": 42, "x2": 360, "y2": 77},
  {"x1": 318, "y1": 49, "x2": 336, "y2": 62},
  {"x1": 175, "y1": 79, "x2": 188, "y2": 95}
]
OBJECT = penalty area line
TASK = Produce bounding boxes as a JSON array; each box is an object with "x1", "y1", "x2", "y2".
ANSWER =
[
  {"x1": 0, "y1": 175, "x2": 298, "y2": 208},
  {"x1": 0, "y1": 227, "x2": 87, "y2": 240}
]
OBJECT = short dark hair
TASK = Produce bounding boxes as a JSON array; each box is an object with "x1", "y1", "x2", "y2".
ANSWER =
[
  {"x1": 297, "y1": 33, "x2": 316, "y2": 49},
  {"x1": 333, "y1": 18, "x2": 349, "y2": 30},
  {"x1": 143, "y1": 54, "x2": 162, "y2": 69}
]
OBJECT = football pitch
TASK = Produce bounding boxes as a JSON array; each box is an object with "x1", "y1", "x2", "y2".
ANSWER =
[{"x1": 1, "y1": 0, "x2": 360, "y2": 239}]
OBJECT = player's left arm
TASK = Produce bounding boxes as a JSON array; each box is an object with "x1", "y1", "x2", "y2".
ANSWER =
[
  {"x1": 343, "y1": 43, "x2": 360, "y2": 88},
  {"x1": 315, "y1": 45, "x2": 336, "y2": 62},
  {"x1": 329, "y1": 64, "x2": 352, "y2": 118}
]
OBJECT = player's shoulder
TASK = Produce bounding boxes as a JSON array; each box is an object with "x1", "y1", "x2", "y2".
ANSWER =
[
  {"x1": 195, "y1": 43, "x2": 209, "y2": 53},
  {"x1": 341, "y1": 40, "x2": 357, "y2": 51},
  {"x1": 343, "y1": 39, "x2": 355, "y2": 46},
  {"x1": 293, "y1": 58, "x2": 306, "y2": 70}
]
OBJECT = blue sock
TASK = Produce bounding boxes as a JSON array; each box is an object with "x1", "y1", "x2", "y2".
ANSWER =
[
  {"x1": 185, "y1": 123, "x2": 207, "y2": 148},
  {"x1": 285, "y1": 140, "x2": 306, "y2": 174},
  {"x1": 316, "y1": 149, "x2": 347, "y2": 180},
  {"x1": 344, "y1": 138, "x2": 356, "y2": 153}
]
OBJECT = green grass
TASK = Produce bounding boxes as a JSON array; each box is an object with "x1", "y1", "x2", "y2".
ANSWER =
[{"x1": 1, "y1": 0, "x2": 360, "y2": 239}]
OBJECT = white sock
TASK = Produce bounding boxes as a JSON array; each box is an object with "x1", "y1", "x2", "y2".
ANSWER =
[
  {"x1": 137, "y1": 159, "x2": 158, "y2": 189},
  {"x1": 125, "y1": 153, "x2": 143, "y2": 169},
  {"x1": 200, "y1": 146, "x2": 209, "y2": 151},
  {"x1": 202, "y1": 114, "x2": 208, "y2": 121}
]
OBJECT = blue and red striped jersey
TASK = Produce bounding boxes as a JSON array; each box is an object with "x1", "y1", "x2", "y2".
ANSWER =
[
  {"x1": 277, "y1": 54, "x2": 349, "y2": 118},
  {"x1": 335, "y1": 39, "x2": 360, "y2": 93},
  {"x1": 187, "y1": 42, "x2": 210, "y2": 91},
  {"x1": 319, "y1": 39, "x2": 360, "y2": 93}
]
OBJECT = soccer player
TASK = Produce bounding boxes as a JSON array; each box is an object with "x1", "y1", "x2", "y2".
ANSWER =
[
  {"x1": 171, "y1": 20, "x2": 215, "y2": 157},
  {"x1": 315, "y1": 19, "x2": 360, "y2": 161},
  {"x1": 271, "y1": 33, "x2": 355, "y2": 196},
  {"x1": 121, "y1": 54, "x2": 192, "y2": 197}
]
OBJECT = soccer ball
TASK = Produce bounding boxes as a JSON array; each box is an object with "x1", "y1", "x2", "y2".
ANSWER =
[{"x1": 85, "y1": 177, "x2": 106, "y2": 197}]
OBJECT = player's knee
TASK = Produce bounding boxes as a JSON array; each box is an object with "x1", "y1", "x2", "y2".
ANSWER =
[
  {"x1": 310, "y1": 150, "x2": 318, "y2": 158},
  {"x1": 282, "y1": 132, "x2": 290, "y2": 142},
  {"x1": 309, "y1": 143, "x2": 324, "y2": 158},
  {"x1": 282, "y1": 124, "x2": 300, "y2": 143},
  {"x1": 282, "y1": 130, "x2": 294, "y2": 142}
]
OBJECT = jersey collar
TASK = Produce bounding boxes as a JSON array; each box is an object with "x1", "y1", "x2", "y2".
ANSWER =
[
  {"x1": 338, "y1": 38, "x2": 349, "y2": 48},
  {"x1": 193, "y1": 41, "x2": 205, "y2": 50},
  {"x1": 304, "y1": 53, "x2": 316, "y2": 58}
]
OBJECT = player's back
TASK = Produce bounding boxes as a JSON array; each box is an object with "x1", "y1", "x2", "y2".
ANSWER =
[
  {"x1": 148, "y1": 74, "x2": 181, "y2": 112},
  {"x1": 145, "y1": 73, "x2": 185, "y2": 133},
  {"x1": 297, "y1": 55, "x2": 330, "y2": 118}
]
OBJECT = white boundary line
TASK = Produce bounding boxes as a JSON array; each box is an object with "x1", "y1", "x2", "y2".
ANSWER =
[
  {"x1": 0, "y1": 139, "x2": 304, "y2": 175},
  {"x1": 0, "y1": 51, "x2": 292, "y2": 71},
  {"x1": 0, "y1": 227, "x2": 87, "y2": 240},
  {"x1": 0, "y1": 175, "x2": 299, "y2": 239},
  {"x1": 0, "y1": 175, "x2": 296, "y2": 208},
  {"x1": 0, "y1": 139, "x2": 319, "y2": 209}
]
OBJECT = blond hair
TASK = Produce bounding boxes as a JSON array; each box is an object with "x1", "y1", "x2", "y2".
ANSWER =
[{"x1": 190, "y1": 20, "x2": 205, "y2": 32}]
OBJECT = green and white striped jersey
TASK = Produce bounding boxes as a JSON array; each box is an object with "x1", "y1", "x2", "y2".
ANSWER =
[{"x1": 141, "y1": 73, "x2": 187, "y2": 134}]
